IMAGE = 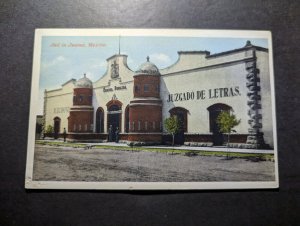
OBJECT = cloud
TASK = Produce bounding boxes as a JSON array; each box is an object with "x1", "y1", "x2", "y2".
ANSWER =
[
  {"x1": 149, "y1": 53, "x2": 172, "y2": 67},
  {"x1": 89, "y1": 59, "x2": 107, "y2": 69},
  {"x1": 42, "y1": 55, "x2": 67, "y2": 69}
]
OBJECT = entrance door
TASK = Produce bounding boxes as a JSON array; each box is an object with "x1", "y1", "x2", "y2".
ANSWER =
[
  {"x1": 124, "y1": 105, "x2": 129, "y2": 133},
  {"x1": 96, "y1": 107, "x2": 104, "y2": 133},
  {"x1": 210, "y1": 110, "x2": 224, "y2": 146},
  {"x1": 107, "y1": 104, "x2": 121, "y2": 141},
  {"x1": 169, "y1": 107, "x2": 188, "y2": 145},
  {"x1": 174, "y1": 113, "x2": 185, "y2": 145},
  {"x1": 207, "y1": 104, "x2": 231, "y2": 146},
  {"x1": 53, "y1": 117, "x2": 61, "y2": 139}
]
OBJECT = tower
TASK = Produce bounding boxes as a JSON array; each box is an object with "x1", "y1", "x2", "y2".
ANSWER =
[
  {"x1": 68, "y1": 74, "x2": 94, "y2": 133},
  {"x1": 128, "y1": 57, "x2": 162, "y2": 144}
]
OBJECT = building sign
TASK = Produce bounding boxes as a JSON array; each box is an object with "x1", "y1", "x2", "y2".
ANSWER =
[
  {"x1": 53, "y1": 107, "x2": 70, "y2": 114},
  {"x1": 103, "y1": 85, "x2": 127, "y2": 92},
  {"x1": 167, "y1": 86, "x2": 241, "y2": 102},
  {"x1": 103, "y1": 87, "x2": 113, "y2": 92},
  {"x1": 114, "y1": 85, "x2": 127, "y2": 91}
]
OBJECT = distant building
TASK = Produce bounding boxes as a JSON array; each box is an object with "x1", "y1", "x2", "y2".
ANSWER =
[
  {"x1": 43, "y1": 41, "x2": 273, "y2": 148},
  {"x1": 35, "y1": 115, "x2": 43, "y2": 139}
]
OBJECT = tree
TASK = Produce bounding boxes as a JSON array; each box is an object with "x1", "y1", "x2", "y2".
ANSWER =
[
  {"x1": 217, "y1": 111, "x2": 241, "y2": 159},
  {"x1": 164, "y1": 116, "x2": 181, "y2": 146},
  {"x1": 45, "y1": 125, "x2": 54, "y2": 134}
]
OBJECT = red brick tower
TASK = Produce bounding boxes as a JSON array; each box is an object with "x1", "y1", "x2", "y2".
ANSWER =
[
  {"x1": 128, "y1": 56, "x2": 162, "y2": 144},
  {"x1": 68, "y1": 74, "x2": 94, "y2": 133}
]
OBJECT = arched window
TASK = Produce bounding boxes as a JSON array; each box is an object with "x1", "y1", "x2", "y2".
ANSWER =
[
  {"x1": 124, "y1": 105, "x2": 129, "y2": 133},
  {"x1": 96, "y1": 107, "x2": 104, "y2": 133},
  {"x1": 207, "y1": 103, "x2": 232, "y2": 133},
  {"x1": 169, "y1": 107, "x2": 188, "y2": 145},
  {"x1": 207, "y1": 103, "x2": 232, "y2": 146},
  {"x1": 169, "y1": 107, "x2": 188, "y2": 132},
  {"x1": 53, "y1": 117, "x2": 61, "y2": 139}
]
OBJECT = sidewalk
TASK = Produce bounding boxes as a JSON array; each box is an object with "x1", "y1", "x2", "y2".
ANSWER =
[
  {"x1": 39, "y1": 139, "x2": 274, "y2": 154},
  {"x1": 96, "y1": 143, "x2": 274, "y2": 154}
]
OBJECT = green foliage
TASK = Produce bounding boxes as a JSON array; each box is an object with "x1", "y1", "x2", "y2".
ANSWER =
[
  {"x1": 217, "y1": 111, "x2": 241, "y2": 134},
  {"x1": 164, "y1": 116, "x2": 181, "y2": 135},
  {"x1": 164, "y1": 116, "x2": 181, "y2": 146},
  {"x1": 45, "y1": 125, "x2": 54, "y2": 134}
]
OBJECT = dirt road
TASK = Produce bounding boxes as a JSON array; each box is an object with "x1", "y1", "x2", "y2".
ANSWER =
[{"x1": 33, "y1": 145, "x2": 275, "y2": 182}]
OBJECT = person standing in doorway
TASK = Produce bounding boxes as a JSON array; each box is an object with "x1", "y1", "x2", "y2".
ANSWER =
[
  {"x1": 108, "y1": 125, "x2": 113, "y2": 142},
  {"x1": 63, "y1": 128, "x2": 67, "y2": 142},
  {"x1": 115, "y1": 127, "x2": 119, "y2": 143}
]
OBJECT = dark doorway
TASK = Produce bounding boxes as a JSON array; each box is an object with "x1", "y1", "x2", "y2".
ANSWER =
[
  {"x1": 207, "y1": 104, "x2": 231, "y2": 146},
  {"x1": 96, "y1": 107, "x2": 104, "y2": 133},
  {"x1": 107, "y1": 104, "x2": 121, "y2": 141},
  {"x1": 174, "y1": 113, "x2": 185, "y2": 145},
  {"x1": 169, "y1": 107, "x2": 188, "y2": 145},
  {"x1": 53, "y1": 117, "x2": 61, "y2": 139},
  {"x1": 124, "y1": 105, "x2": 129, "y2": 133}
]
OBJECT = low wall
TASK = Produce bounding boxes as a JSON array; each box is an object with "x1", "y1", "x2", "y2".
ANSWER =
[{"x1": 44, "y1": 132, "x2": 248, "y2": 145}]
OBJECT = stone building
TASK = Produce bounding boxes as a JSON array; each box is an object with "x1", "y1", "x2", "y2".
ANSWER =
[{"x1": 43, "y1": 41, "x2": 273, "y2": 148}]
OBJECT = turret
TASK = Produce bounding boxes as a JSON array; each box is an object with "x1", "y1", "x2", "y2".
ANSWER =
[
  {"x1": 68, "y1": 74, "x2": 94, "y2": 133},
  {"x1": 128, "y1": 57, "x2": 162, "y2": 144}
]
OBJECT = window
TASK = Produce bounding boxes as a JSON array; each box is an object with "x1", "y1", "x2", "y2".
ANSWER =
[
  {"x1": 156, "y1": 85, "x2": 159, "y2": 92},
  {"x1": 90, "y1": 124, "x2": 93, "y2": 131},
  {"x1": 138, "y1": 121, "x2": 141, "y2": 131},
  {"x1": 125, "y1": 105, "x2": 129, "y2": 133},
  {"x1": 78, "y1": 124, "x2": 81, "y2": 131},
  {"x1": 135, "y1": 85, "x2": 140, "y2": 92},
  {"x1": 85, "y1": 124, "x2": 88, "y2": 131},
  {"x1": 153, "y1": 121, "x2": 156, "y2": 130},
  {"x1": 73, "y1": 96, "x2": 76, "y2": 102},
  {"x1": 169, "y1": 107, "x2": 189, "y2": 132},
  {"x1": 145, "y1": 121, "x2": 148, "y2": 130},
  {"x1": 73, "y1": 124, "x2": 76, "y2": 131},
  {"x1": 79, "y1": 95, "x2": 83, "y2": 102},
  {"x1": 96, "y1": 107, "x2": 104, "y2": 133},
  {"x1": 132, "y1": 121, "x2": 135, "y2": 131},
  {"x1": 144, "y1": 84, "x2": 149, "y2": 92}
]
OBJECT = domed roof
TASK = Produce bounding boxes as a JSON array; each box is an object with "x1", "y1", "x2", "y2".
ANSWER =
[
  {"x1": 75, "y1": 74, "x2": 93, "y2": 88},
  {"x1": 135, "y1": 56, "x2": 160, "y2": 76}
]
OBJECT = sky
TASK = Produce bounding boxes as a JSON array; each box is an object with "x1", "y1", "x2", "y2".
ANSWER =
[{"x1": 38, "y1": 35, "x2": 268, "y2": 114}]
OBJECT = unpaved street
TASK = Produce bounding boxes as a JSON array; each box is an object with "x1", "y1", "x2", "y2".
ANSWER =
[{"x1": 33, "y1": 145, "x2": 275, "y2": 182}]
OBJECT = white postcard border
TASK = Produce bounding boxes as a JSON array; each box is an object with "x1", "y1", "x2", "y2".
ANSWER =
[{"x1": 25, "y1": 29, "x2": 279, "y2": 190}]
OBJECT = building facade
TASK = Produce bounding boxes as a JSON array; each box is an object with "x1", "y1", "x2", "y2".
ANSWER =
[{"x1": 43, "y1": 41, "x2": 273, "y2": 148}]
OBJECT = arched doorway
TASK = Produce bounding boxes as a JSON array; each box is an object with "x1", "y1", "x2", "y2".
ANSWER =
[
  {"x1": 124, "y1": 105, "x2": 129, "y2": 133},
  {"x1": 169, "y1": 107, "x2": 188, "y2": 145},
  {"x1": 96, "y1": 107, "x2": 104, "y2": 133},
  {"x1": 106, "y1": 100, "x2": 122, "y2": 141},
  {"x1": 207, "y1": 103, "x2": 232, "y2": 146},
  {"x1": 53, "y1": 117, "x2": 61, "y2": 139}
]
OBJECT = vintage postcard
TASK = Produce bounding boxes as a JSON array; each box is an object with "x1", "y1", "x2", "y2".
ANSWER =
[{"x1": 25, "y1": 29, "x2": 278, "y2": 190}]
